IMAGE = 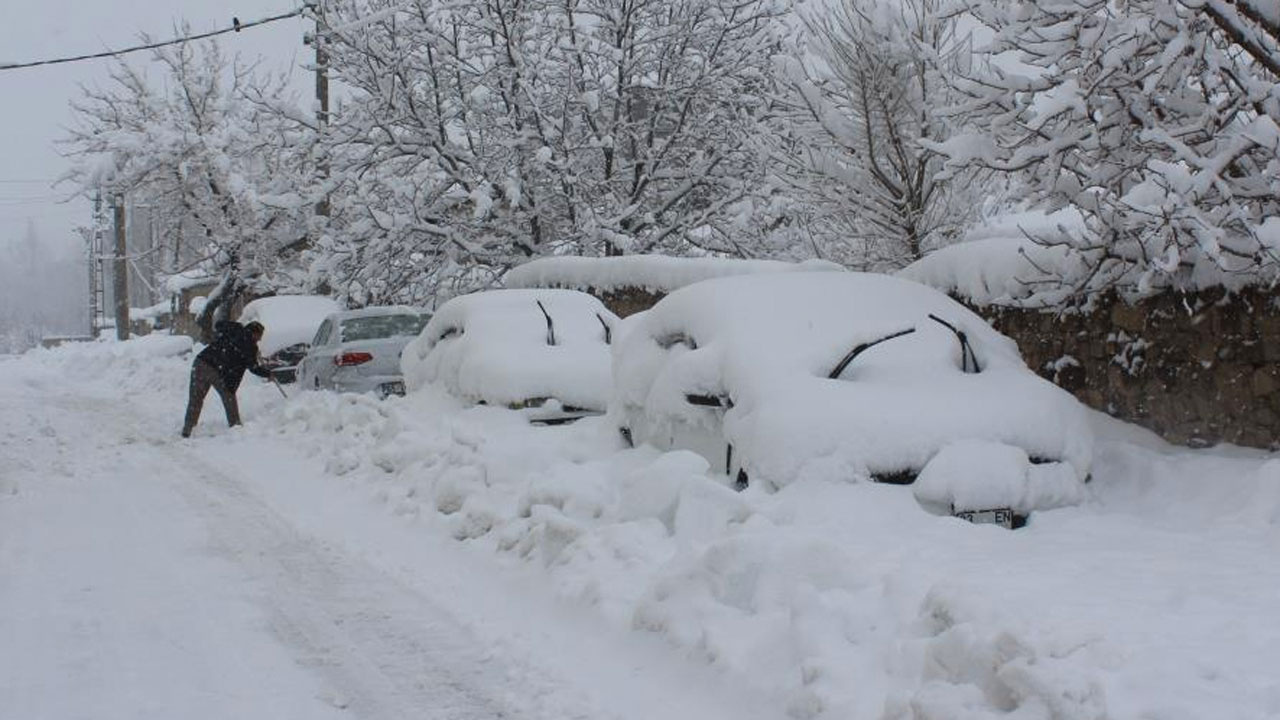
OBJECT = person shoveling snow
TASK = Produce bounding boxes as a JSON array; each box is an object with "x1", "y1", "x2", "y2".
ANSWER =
[{"x1": 181, "y1": 320, "x2": 273, "y2": 438}]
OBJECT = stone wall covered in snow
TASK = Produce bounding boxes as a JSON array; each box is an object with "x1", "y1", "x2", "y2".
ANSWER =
[{"x1": 979, "y1": 289, "x2": 1280, "y2": 450}]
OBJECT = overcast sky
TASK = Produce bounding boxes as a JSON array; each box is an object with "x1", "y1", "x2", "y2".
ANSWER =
[{"x1": 0, "y1": 0, "x2": 310, "y2": 258}]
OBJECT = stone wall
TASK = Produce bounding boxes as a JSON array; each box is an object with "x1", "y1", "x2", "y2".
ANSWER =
[
  {"x1": 598, "y1": 287, "x2": 666, "y2": 318},
  {"x1": 978, "y1": 289, "x2": 1280, "y2": 450}
]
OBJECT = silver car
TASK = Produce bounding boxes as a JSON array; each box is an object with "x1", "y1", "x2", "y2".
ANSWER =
[{"x1": 296, "y1": 306, "x2": 430, "y2": 397}]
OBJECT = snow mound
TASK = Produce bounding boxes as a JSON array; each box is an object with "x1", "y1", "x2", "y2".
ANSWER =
[
  {"x1": 504, "y1": 254, "x2": 845, "y2": 294},
  {"x1": 44, "y1": 333, "x2": 193, "y2": 364},
  {"x1": 5, "y1": 334, "x2": 195, "y2": 399},
  {"x1": 402, "y1": 289, "x2": 617, "y2": 412}
]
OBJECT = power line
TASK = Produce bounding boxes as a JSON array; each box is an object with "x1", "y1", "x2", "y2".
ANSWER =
[{"x1": 0, "y1": 8, "x2": 307, "y2": 72}]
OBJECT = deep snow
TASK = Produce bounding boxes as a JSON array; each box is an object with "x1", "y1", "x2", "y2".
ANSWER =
[{"x1": 2, "y1": 336, "x2": 1279, "y2": 720}]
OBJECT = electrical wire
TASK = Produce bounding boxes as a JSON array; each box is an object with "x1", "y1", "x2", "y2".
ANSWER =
[{"x1": 0, "y1": 8, "x2": 307, "y2": 72}]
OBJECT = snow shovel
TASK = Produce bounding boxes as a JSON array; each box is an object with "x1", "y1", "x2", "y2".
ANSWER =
[{"x1": 269, "y1": 374, "x2": 289, "y2": 399}]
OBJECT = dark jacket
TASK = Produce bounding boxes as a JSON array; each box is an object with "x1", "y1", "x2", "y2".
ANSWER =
[{"x1": 197, "y1": 321, "x2": 271, "y2": 391}]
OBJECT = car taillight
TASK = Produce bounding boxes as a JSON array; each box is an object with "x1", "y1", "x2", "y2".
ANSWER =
[{"x1": 335, "y1": 351, "x2": 373, "y2": 366}]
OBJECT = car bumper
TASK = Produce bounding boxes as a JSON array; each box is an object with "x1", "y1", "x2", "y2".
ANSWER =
[{"x1": 332, "y1": 375, "x2": 407, "y2": 398}]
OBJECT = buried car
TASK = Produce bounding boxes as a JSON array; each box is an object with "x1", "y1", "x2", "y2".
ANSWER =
[
  {"x1": 238, "y1": 295, "x2": 342, "y2": 383},
  {"x1": 611, "y1": 272, "x2": 1093, "y2": 527},
  {"x1": 297, "y1": 306, "x2": 431, "y2": 397},
  {"x1": 402, "y1": 289, "x2": 618, "y2": 424}
]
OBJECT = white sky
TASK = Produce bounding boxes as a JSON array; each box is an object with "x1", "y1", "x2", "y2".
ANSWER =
[{"x1": 0, "y1": 0, "x2": 311, "y2": 258}]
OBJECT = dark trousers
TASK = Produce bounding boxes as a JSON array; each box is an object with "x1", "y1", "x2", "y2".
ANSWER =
[{"x1": 182, "y1": 361, "x2": 240, "y2": 435}]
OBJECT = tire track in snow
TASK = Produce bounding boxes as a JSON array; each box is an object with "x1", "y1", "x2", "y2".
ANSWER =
[{"x1": 56, "y1": 393, "x2": 569, "y2": 720}]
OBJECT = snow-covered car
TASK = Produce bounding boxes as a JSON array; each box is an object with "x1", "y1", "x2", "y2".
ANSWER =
[
  {"x1": 238, "y1": 295, "x2": 343, "y2": 383},
  {"x1": 297, "y1": 306, "x2": 431, "y2": 398},
  {"x1": 612, "y1": 272, "x2": 1094, "y2": 527},
  {"x1": 402, "y1": 289, "x2": 618, "y2": 424}
]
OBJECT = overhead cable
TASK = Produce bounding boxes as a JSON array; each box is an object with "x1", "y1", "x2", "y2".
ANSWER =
[{"x1": 0, "y1": 8, "x2": 306, "y2": 72}]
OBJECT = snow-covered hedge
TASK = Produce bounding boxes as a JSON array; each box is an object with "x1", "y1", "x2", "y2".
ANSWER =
[{"x1": 504, "y1": 255, "x2": 845, "y2": 295}]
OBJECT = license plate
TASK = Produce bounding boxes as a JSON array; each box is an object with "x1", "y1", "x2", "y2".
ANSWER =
[
  {"x1": 380, "y1": 381, "x2": 406, "y2": 397},
  {"x1": 954, "y1": 507, "x2": 1014, "y2": 529}
]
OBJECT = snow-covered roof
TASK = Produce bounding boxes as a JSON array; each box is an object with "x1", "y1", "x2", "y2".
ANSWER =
[
  {"x1": 129, "y1": 300, "x2": 172, "y2": 322},
  {"x1": 163, "y1": 271, "x2": 218, "y2": 294},
  {"x1": 504, "y1": 254, "x2": 845, "y2": 294}
]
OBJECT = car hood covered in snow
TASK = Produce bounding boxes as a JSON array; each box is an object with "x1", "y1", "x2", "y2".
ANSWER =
[{"x1": 612, "y1": 272, "x2": 1093, "y2": 487}]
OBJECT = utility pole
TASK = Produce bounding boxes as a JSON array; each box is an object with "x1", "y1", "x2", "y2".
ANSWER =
[
  {"x1": 307, "y1": 1, "x2": 330, "y2": 218},
  {"x1": 113, "y1": 195, "x2": 130, "y2": 341},
  {"x1": 88, "y1": 192, "x2": 104, "y2": 339}
]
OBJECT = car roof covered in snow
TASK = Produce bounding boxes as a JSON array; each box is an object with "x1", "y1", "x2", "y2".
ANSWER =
[
  {"x1": 238, "y1": 295, "x2": 343, "y2": 356},
  {"x1": 327, "y1": 305, "x2": 426, "y2": 322},
  {"x1": 402, "y1": 289, "x2": 617, "y2": 410}
]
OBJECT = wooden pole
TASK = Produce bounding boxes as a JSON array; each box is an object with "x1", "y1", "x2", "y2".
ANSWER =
[
  {"x1": 314, "y1": 4, "x2": 330, "y2": 218},
  {"x1": 113, "y1": 195, "x2": 130, "y2": 341},
  {"x1": 89, "y1": 191, "x2": 102, "y2": 339}
]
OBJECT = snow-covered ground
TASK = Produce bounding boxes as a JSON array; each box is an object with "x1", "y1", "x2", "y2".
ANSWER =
[{"x1": 3, "y1": 337, "x2": 1279, "y2": 720}]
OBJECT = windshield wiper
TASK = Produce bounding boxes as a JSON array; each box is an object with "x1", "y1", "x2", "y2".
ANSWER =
[
  {"x1": 536, "y1": 300, "x2": 556, "y2": 346},
  {"x1": 927, "y1": 314, "x2": 980, "y2": 373},
  {"x1": 596, "y1": 313, "x2": 612, "y2": 344},
  {"x1": 827, "y1": 328, "x2": 917, "y2": 379}
]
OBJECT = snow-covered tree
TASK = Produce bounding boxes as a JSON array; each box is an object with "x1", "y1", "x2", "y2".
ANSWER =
[
  {"x1": 315, "y1": 0, "x2": 789, "y2": 306},
  {"x1": 934, "y1": 0, "x2": 1280, "y2": 299},
  {"x1": 63, "y1": 39, "x2": 321, "y2": 331},
  {"x1": 772, "y1": 0, "x2": 985, "y2": 270}
]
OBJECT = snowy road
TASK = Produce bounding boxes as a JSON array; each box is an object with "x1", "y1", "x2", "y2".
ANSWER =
[
  {"x1": 5, "y1": 338, "x2": 1280, "y2": 720},
  {"x1": 0, "y1": 360, "x2": 785, "y2": 720}
]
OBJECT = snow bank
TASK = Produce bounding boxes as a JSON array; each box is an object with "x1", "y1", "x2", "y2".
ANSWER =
[
  {"x1": 252, "y1": 382, "x2": 1280, "y2": 720},
  {"x1": 403, "y1": 289, "x2": 616, "y2": 412},
  {"x1": 504, "y1": 254, "x2": 845, "y2": 294},
  {"x1": 238, "y1": 295, "x2": 343, "y2": 356},
  {"x1": 3, "y1": 334, "x2": 195, "y2": 401}
]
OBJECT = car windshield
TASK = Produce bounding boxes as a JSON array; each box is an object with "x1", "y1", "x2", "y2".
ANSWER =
[{"x1": 340, "y1": 314, "x2": 429, "y2": 342}]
